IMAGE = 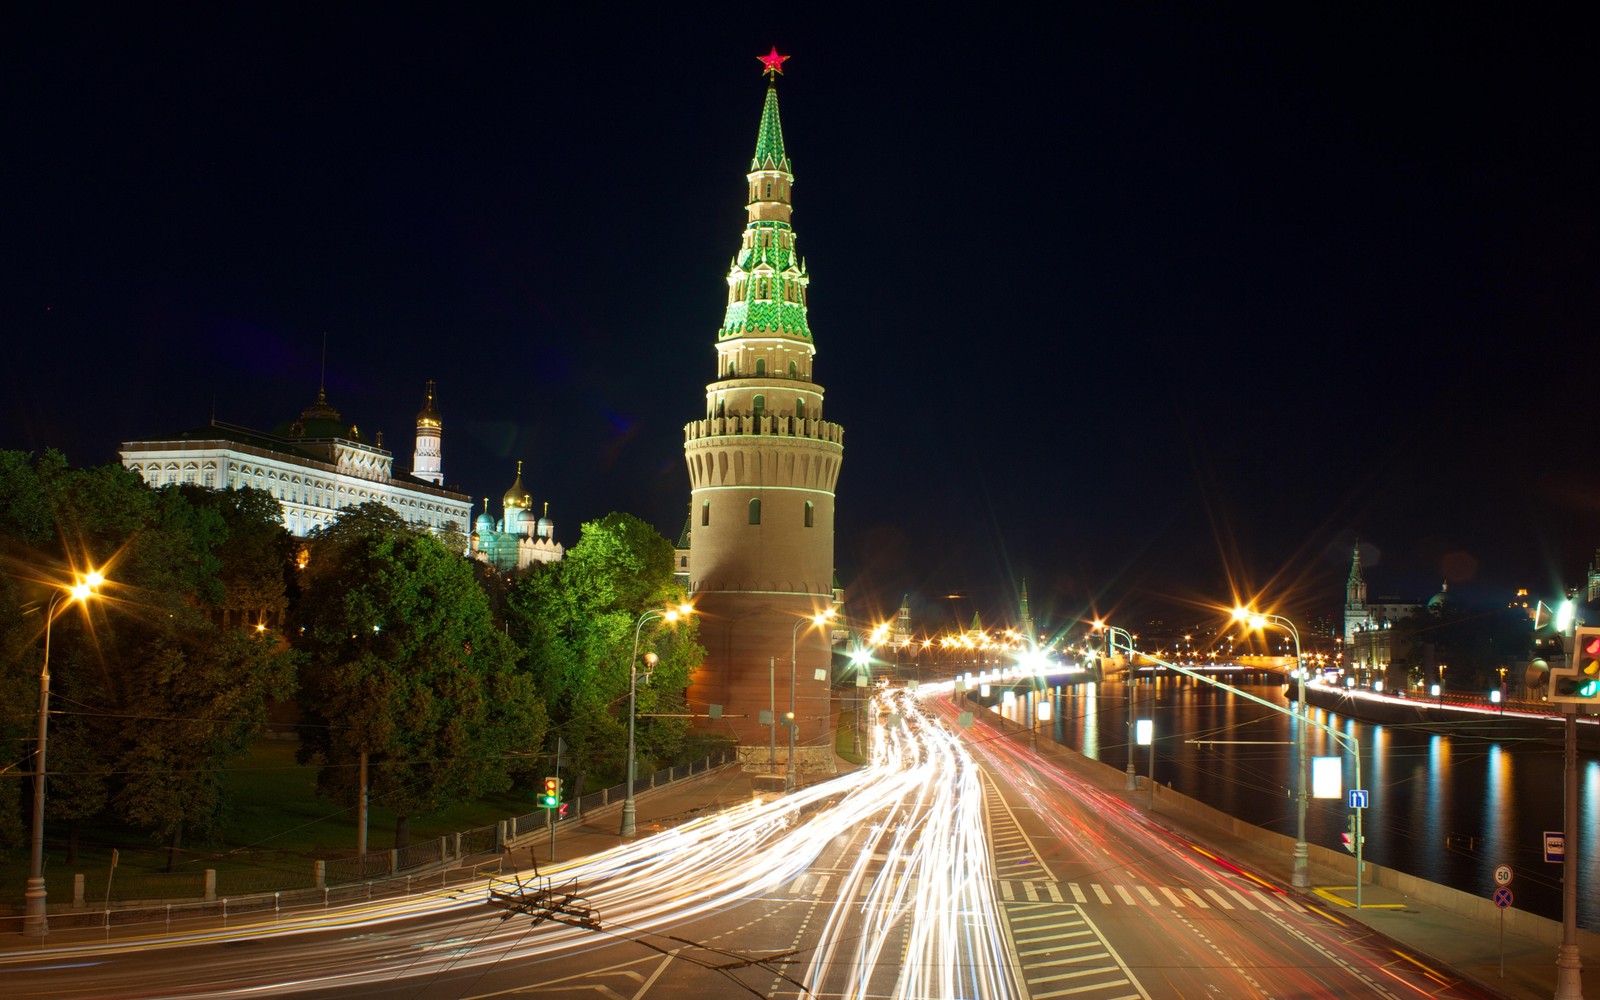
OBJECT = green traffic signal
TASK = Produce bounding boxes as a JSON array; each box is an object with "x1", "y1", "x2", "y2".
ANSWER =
[{"x1": 1554, "y1": 629, "x2": 1600, "y2": 703}]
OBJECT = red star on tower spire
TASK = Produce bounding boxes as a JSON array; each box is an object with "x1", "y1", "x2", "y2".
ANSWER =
[{"x1": 758, "y1": 46, "x2": 790, "y2": 80}]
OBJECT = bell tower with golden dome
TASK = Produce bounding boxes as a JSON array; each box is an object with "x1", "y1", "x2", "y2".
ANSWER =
[
  {"x1": 683, "y1": 50, "x2": 844, "y2": 755},
  {"x1": 411, "y1": 380, "x2": 443, "y2": 485}
]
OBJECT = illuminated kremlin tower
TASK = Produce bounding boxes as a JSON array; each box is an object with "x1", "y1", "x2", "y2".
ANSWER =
[{"x1": 683, "y1": 50, "x2": 844, "y2": 757}]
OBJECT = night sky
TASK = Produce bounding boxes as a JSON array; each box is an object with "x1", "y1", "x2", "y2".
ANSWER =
[{"x1": 5, "y1": 8, "x2": 1596, "y2": 632}]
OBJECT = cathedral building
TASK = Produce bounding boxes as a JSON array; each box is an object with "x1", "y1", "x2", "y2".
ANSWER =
[
  {"x1": 120, "y1": 380, "x2": 472, "y2": 538},
  {"x1": 470, "y1": 461, "x2": 563, "y2": 572},
  {"x1": 682, "y1": 55, "x2": 845, "y2": 757}
]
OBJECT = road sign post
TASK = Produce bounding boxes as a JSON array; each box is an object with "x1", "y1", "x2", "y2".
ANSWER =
[{"x1": 1493, "y1": 885, "x2": 1514, "y2": 978}]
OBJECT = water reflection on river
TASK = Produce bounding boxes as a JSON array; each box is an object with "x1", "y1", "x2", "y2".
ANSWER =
[{"x1": 992, "y1": 676, "x2": 1598, "y2": 928}]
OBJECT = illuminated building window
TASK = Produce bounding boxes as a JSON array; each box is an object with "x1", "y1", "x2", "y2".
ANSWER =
[
  {"x1": 701, "y1": 501, "x2": 710, "y2": 527},
  {"x1": 789, "y1": 360, "x2": 797, "y2": 377},
  {"x1": 753, "y1": 394, "x2": 765, "y2": 419},
  {"x1": 749, "y1": 498, "x2": 761, "y2": 525},
  {"x1": 805, "y1": 501, "x2": 814, "y2": 528},
  {"x1": 755, "y1": 358, "x2": 766, "y2": 376},
  {"x1": 796, "y1": 399, "x2": 806, "y2": 420}
]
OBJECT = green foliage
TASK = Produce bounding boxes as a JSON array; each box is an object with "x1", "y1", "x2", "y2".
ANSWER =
[
  {"x1": 506, "y1": 513, "x2": 700, "y2": 787},
  {"x1": 294, "y1": 504, "x2": 546, "y2": 845},
  {"x1": 0, "y1": 450, "x2": 299, "y2": 858}
]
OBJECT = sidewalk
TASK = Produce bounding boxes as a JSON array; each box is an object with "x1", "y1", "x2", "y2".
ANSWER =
[{"x1": 504, "y1": 760, "x2": 773, "y2": 870}]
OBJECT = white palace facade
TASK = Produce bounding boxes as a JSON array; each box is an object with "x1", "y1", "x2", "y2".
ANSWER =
[{"x1": 120, "y1": 382, "x2": 472, "y2": 538}]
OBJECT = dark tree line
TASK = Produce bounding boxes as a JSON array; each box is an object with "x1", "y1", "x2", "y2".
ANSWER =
[{"x1": 2, "y1": 451, "x2": 707, "y2": 860}]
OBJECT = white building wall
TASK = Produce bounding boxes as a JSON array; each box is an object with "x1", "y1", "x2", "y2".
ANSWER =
[{"x1": 120, "y1": 437, "x2": 472, "y2": 538}]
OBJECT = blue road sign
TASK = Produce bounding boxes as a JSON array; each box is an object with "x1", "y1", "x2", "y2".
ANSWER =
[
  {"x1": 1493, "y1": 887, "x2": 1513, "y2": 909},
  {"x1": 1544, "y1": 832, "x2": 1565, "y2": 864},
  {"x1": 1348, "y1": 789, "x2": 1369, "y2": 809}
]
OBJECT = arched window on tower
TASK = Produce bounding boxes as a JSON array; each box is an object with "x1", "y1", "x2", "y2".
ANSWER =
[
  {"x1": 753, "y1": 394, "x2": 765, "y2": 420},
  {"x1": 701, "y1": 501, "x2": 710, "y2": 527},
  {"x1": 805, "y1": 501, "x2": 814, "y2": 528},
  {"x1": 796, "y1": 398, "x2": 806, "y2": 420},
  {"x1": 748, "y1": 498, "x2": 761, "y2": 525},
  {"x1": 727, "y1": 360, "x2": 736, "y2": 377},
  {"x1": 755, "y1": 358, "x2": 766, "y2": 376},
  {"x1": 789, "y1": 359, "x2": 798, "y2": 377}
]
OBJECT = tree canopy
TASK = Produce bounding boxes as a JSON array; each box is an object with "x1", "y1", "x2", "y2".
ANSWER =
[
  {"x1": 294, "y1": 503, "x2": 545, "y2": 846},
  {"x1": 506, "y1": 512, "x2": 703, "y2": 790},
  {"x1": 0, "y1": 451, "x2": 296, "y2": 865}
]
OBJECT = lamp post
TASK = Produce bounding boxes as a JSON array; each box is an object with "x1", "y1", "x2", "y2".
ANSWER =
[
  {"x1": 849, "y1": 643, "x2": 873, "y2": 755},
  {"x1": 1234, "y1": 606, "x2": 1309, "y2": 889},
  {"x1": 24, "y1": 570, "x2": 105, "y2": 937},
  {"x1": 620, "y1": 604, "x2": 691, "y2": 838},
  {"x1": 788, "y1": 610, "x2": 834, "y2": 791},
  {"x1": 1094, "y1": 620, "x2": 1139, "y2": 791}
]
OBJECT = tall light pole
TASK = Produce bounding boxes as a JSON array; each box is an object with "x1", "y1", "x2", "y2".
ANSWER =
[
  {"x1": 1235, "y1": 606, "x2": 1309, "y2": 889},
  {"x1": 24, "y1": 570, "x2": 106, "y2": 938},
  {"x1": 620, "y1": 603, "x2": 692, "y2": 838},
  {"x1": 788, "y1": 609, "x2": 834, "y2": 791},
  {"x1": 1094, "y1": 620, "x2": 1138, "y2": 791}
]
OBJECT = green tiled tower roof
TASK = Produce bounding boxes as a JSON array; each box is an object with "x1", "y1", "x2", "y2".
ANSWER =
[{"x1": 750, "y1": 84, "x2": 790, "y2": 172}]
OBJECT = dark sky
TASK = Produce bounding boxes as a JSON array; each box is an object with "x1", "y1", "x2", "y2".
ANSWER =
[{"x1": 5, "y1": 7, "x2": 1596, "y2": 633}]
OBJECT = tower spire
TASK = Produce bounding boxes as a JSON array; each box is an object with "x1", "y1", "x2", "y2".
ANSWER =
[{"x1": 683, "y1": 55, "x2": 844, "y2": 752}]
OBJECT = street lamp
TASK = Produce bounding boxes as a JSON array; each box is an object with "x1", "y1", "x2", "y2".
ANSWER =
[
  {"x1": 1093, "y1": 620, "x2": 1139, "y2": 791},
  {"x1": 1233, "y1": 605, "x2": 1310, "y2": 889},
  {"x1": 788, "y1": 609, "x2": 834, "y2": 791},
  {"x1": 620, "y1": 603, "x2": 693, "y2": 837},
  {"x1": 24, "y1": 569, "x2": 106, "y2": 937}
]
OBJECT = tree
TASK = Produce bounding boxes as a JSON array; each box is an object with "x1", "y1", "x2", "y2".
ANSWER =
[
  {"x1": 295, "y1": 504, "x2": 545, "y2": 848},
  {"x1": 506, "y1": 513, "x2": 702, "y2": 791},
  {"x1": 0, "y1": 452, "x2": 297, "y2": 866}
]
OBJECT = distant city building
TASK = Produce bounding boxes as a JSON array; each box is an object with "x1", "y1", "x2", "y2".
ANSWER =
[
  {"x1": 120, "y1": 382, "x2": 471, "y2": 538},
  {"x1": 1343, "y1": 542, "x2": 1453, "y2": 677},
  {"x1": 682, "y1": 65, "x2": 844, "y2": 752},
  {"x1": 470, "y1": 461, "x2": 563, "y2": 572}
]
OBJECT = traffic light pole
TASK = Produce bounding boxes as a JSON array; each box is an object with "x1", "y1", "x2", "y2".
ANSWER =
[
  {"x1": 549, "y1": 764, "x2": 559, "y2": 863},
  {"x1": 1555, "y1": 705, "x2": 1583, "y2": 999}
]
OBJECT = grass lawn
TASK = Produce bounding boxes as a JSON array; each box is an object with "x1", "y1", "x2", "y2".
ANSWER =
[
  {"x1": 0, "y1": 738, "x2": 541, "y2": 907},
  {"x1": 835, "y1": 708, "x2": 868, "y2": 765}
]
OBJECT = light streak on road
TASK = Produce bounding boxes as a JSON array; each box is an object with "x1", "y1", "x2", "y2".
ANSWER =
[{"x1": 1, "y1": 689, "x2": 1019, "y2": 999}]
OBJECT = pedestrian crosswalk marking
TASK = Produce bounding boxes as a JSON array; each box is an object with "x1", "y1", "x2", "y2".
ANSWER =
[
  {"x1": 1093, "y1": 884, "x2": 1112, "y2": 904},
  {"x1": 1115, "y1": 885, "x2": 1137, "y2": 905},
  {"x1": 1229, "y1": 888, "x2": 1260, "y2": 910},
  {"x1": 1160, "y1": 886, "x2": 1185, "y2": 907},
  {"x1": 1069, "y1": 882, "x2": 1087, "y2": 903},
  {"x1": 1206, "y1": 888, "x2": 1234, "y2": 909},
  {"x1": 1182, "y1": 888, "x2": 1208, "y2": 908},
  {"x1": 1135, "y1": 886, "x2": 1161, "y2": 907}
]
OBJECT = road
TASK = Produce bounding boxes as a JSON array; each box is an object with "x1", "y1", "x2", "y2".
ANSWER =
[{"x1": 0, "y1": 686, "x2": 1507, "y2": 998}]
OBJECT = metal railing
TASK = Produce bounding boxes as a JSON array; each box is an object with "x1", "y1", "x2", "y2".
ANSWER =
[{"x1": 10, "y1": 747, "x2": 736, "y2": 922}]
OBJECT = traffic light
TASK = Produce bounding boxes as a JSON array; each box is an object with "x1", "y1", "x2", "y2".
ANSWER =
[
  {"x1": 540, "y1": 775, "x2": 562, "y2": 808},
  {"x1": 1341, "y1": 813, "x2": 1358, "y2": 854},
  {"x1": 1551, "y1": 628, "x2": 1600, "y2": 704}
]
